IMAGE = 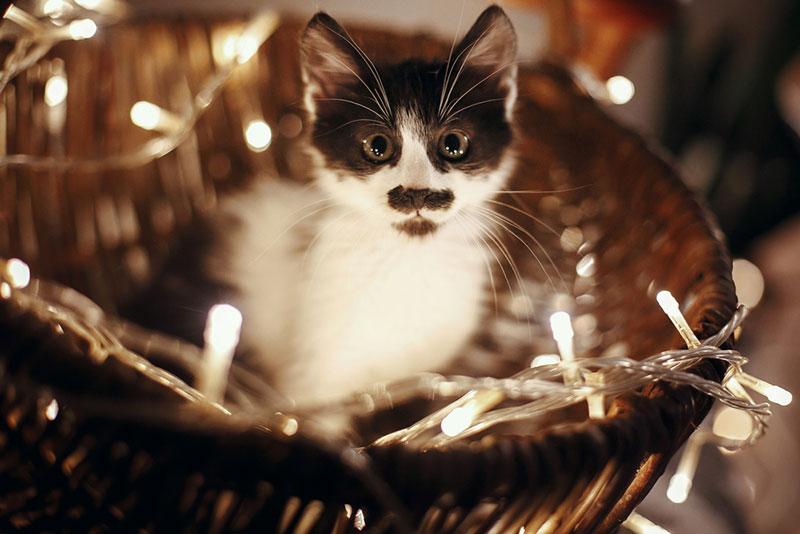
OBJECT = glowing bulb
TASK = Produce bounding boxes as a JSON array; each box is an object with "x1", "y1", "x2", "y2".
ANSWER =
[
  {"x1": 712, "y1": 406, "x2": 753, "y2": 441},
  {"x1": 205, "y1": 304, "x2": 243, "y2": 353},
  {"x1": 736, "y1": 372, "x2": 793, "y2": 406},
  {"x1": 43, "y1": 0, "x2": 67, "y2": 16},
  {"x1": 354, "y1": 509, "x2": 366, "y2": 531},
  {"x1": 75, "y1": 0, "x2": 103, "y2": 9},
  {"x1": 45, "y1": 75, "x2": 68, "y2": 107},
  {"x1": 606, "y1": 75, "x2": 635, "y2": 105},
  {"x1": 656, "y1": 290, "x2": 700, "y2": 348},
  {"x1": 441, "y1": 406, "x2": 474, "y2": 437},
  {"x1": 130, "y1": 101, "x2": 163, "y2": 130},
  {"x1": 282, "y1": 417, "x2": 299, "y2": 436},
  {"x1": 199, "y1": 303, "x2": 242, "y2": 403},
  {"x1": 236, "y1": 34, "x2": 260, "y2": 64},
  {"x1": 68, "y1": 19, "x2": 97, "y2": 40},
  {"x1": 530, "y1": 354, "x2": 561, "y2": 367},
  {"x1": 666, "y1": 473, "x2": 692, "y2": 503},
  {"x1": 221, "y1": 34, "x2": 238, "y2": 62},
  {"x1": 45, "y1": 399, "x2": 59, "y2": 421},
  {"x1": 656, "y1": 290, "x2": 680, "y2": 316},
  {"x1": 732, "y1": 258, "x2": 765, "y2": 308},
  {"x1": 623, "y1": 512, "x2": 672, "y2": 534},
  {"x1": 0, "y1": 283, "x2": 10, "y2": 299},
  {"x1": 244, "y1": 119, "x2": 272, "y2": 152},
  {"x1": 549, "y1": 311, "x2": 574, "y2": 342},
  {"x1": 6, "y1": 258, "x2": 30, "y2": 288},
  {"x1": 765, "y1": 385, "x2": 792, "y2": 406}
]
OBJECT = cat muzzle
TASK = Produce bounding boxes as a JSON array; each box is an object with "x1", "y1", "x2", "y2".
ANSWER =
[{"x1": 387, "y1": 186, "x2": 454, "y2": 214}]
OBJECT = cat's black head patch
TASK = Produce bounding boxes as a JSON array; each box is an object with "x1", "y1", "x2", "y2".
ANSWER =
[{"x1": 300, "y1": 5, "x2": 518, "y2": 179}]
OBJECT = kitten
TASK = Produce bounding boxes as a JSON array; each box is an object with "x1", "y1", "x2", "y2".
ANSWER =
[{"x1": 217, "y1": 6, "x2": 519, "y2": 407}]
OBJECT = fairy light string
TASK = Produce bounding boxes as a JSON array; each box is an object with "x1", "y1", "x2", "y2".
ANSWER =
[
  {"x1": 0, "y1": 4, "x2": 793, "y2": 529},
  {"x1": 0, "y1": 3, "x2": 280, "y2": 171}
]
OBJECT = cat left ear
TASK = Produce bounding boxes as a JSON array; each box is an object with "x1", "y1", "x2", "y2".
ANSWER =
[
  {"x1": 451, "y1": 5, "x2": 518, "y2": 118},
  {"x1": 300, "y1": 12, "x2": 370, "y2": 117}
]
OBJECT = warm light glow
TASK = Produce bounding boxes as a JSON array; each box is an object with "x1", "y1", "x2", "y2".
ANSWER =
[
  {"x1": 765, "y1": 384, "x2": 793, "y2": 406},
  {"x1": 6, "y1": 258, "x2": 31, "y2": 288},
  {"x1": 0, "y1": 283, "x2": 10, "y2": 299},
  {"x1": 586, "y1": 372, "x2": 605, "y2": 419},
  {"x1": 712, "y1": 406, "x2": 753, "y2": 441},
  {"x1": 656, "y1": 290, "x2": 700, "y2": 348},
  {"x1": 737, "y1": 372, "x2": 793, "y2": 406},
  {"x1": 354, "y1": 509, "x2": 366, "y2": 531},
  {"x1": 666, "y1": 473, "x2": 692, "y2": 504},
  {"x1": 282, "y1": 417, "x2": 299, "y2": 436},
  {"x1": 530, "y1": 354, "x2": 561, "y2": 367},
  {"x1": 45, "y1": 399, "x2": 59, "y2": 421},
  {"x1": 130, "y1": 101, "x2": 162, "y2": 130},
  {"x1": 606, "y1": 75, "x2": 635, "y2": 105},
  {"x1": 45, "y1": 75, "x2": 68, "y2": 107},
  {"x1": 244, "y1": 119, "x2": 272, "y2": 152},
  {"x1": 656, "y1": 290, "x2": 680, "y2": 316},
  {"x1": 549, "y1": 311, "x2": 574, "y2": 343},
  {"x1": 205, "y1": 304, "x2": 243, "y2": 353},
  {"x1": 42, "y1": 0, "x2": 67, "y2": 16},
  {"x1": 441, "y1": 406, "x2": 474, "y2": 437},
  {"x1": 623, "y1": 511, "x2": 672, "y2": 534},
  {"x1": 731, "y1": 258, "x2": 765, "y2": 308},
  {"x1": 550, "y1": 311, "x2": 580, "y2": 384},
  {"x1": 68, "y1": 19, "x2": 97, "y2": 40},
  {"x1": 75, "y1": 0, "x2": 103, "y2": 9},
  {"x1": 199, "y1": 304, "x2": 242, "y2": 402},
  {"x1": 236, "y1": 34, "x2": 260, "y2": 64}
]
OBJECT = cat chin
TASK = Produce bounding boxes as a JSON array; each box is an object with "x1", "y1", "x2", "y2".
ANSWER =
[{"x1": 393, "y1": 216, "x2": 438, "y2": 237}]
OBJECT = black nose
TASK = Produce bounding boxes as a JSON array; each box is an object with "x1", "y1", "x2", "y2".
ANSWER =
[{"x1": 387, "y1": 186, "x2": 454, "y2": 213}]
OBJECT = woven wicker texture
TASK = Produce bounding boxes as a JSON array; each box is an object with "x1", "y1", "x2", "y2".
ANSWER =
[{"x1": 0, "y1": 14, "x2": 737, "y2": 533}]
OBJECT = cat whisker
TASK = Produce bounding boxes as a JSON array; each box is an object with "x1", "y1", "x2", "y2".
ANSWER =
[
  {"x1": 485, "y1": 199, "x2": 562, "y2": 239},
  {"x1": 439, "y1": 23, "x2": 496, "y2": 121},
  {"x1": 489, "y1": 185, "x2": 594, "y2": 194},
  {"x1": 454, "y1": 213, "x2": 499, "y2": 317},
  {"x1": 313, "y1": 97, "x2": 387, "y2": 122},
  {"x1": 442, "y1": 59, "x2": 516, "y2": 120},
  {"x1": 438, "y1": 0, "x2": 468, "y2": 117},
  {"x1": 443, "y1": 97, "x2": 506, "y2": 124},
  {"x1": 314, "y1": 118, "x2": 386, "y2": 138},
  {"x1": 319, "y1": 52, "x2": 392, "y2": 121},
  {"x1": 319, "y1": 20, "x2": 393, "y2": 121},
  {"x1": 463, "y1": 210, "x2": 534, "y2": 342},
  {"x1": 475, "y1": 205, "x2": 564, "y2": 292},
  {"x1": 250, "y1": 198, "x2": 336, "y2": 263}
]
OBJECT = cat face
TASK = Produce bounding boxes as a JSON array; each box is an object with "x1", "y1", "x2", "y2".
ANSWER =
[{"x1": 300, "y1": 6, "x2": 518, "y2": 237}]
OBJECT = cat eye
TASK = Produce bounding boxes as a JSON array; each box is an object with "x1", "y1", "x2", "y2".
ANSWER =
[
  {"x1": 438, "y1": 130, "x2": 470, "y2": 161},
  {"x1": 362, "y1": 133, "x2": 395, "y2": 163}
]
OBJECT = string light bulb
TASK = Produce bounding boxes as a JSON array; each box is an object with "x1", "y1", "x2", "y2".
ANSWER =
[
  {"x1": 198, "y1": 303, "x2": 242, "y2": 403},
  {"x1": 5, "y1": 258, "x2": 31, "y2": 288},
  {"x1": 244, "y1": 119, "x2": 272, "y2": 152},
  {"x1": 606, "y1": 75, "x2": 635, "y2": 105},
  {"x1": 549, "y1": 311, "x2": 581, "y2": 384},
  {"x1": 44, "y1": 75, "x2": 68, "y2": 107},
  {"x1": 67, "y1": 19, "x2": 97, "y2": 40},
  {"x1": 656, "y1": 290, "x2": 700, "y2": 348},
  {"x1": 129, "y1": 101, "x2": 182, "y2": 133}
]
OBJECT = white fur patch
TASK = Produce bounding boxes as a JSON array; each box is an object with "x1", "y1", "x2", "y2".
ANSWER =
[{"x1": 217, "y1": 111, "x2": 518, "y2": 407}]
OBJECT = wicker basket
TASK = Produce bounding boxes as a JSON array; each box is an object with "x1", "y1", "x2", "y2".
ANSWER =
[{"x1": 0, "y1": 10, "x2": 736, "y2": 533}]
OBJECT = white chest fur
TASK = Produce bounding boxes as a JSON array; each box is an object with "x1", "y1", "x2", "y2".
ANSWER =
[{"x1": 221, "y1": 181, "x2": 489, "y2": 406}]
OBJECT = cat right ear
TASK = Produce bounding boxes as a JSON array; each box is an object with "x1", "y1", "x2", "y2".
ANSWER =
[{"x1": 300, "y1": 12, "x2": 366, "y2": 117}]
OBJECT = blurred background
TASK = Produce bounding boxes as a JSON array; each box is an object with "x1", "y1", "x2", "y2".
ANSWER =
[{"x1": 3, "y1": 0, "x2": 800, "y2": 531}]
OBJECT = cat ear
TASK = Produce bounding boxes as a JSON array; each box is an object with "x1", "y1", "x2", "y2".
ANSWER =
[
  {"x1": 300, "y1": 12, "x2": 369, "y2": 117},
  {"x1": 451, "y1": 5, "x2": 518, "y2": 117}
]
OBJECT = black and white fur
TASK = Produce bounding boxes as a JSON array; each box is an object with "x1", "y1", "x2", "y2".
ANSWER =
[{"x1": 217, "y1": 6, "x2": 519, "y2": 406}]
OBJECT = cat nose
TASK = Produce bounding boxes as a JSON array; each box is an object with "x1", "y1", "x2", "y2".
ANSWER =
[{"x1": 387, "y1": 186, "x2": 454, "y2": 213}]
